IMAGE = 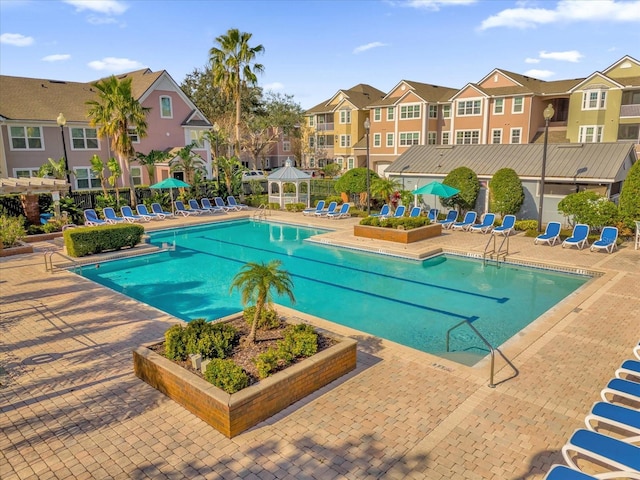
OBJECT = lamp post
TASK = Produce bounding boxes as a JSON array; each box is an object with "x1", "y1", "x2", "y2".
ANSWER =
[
  {"x1": 537, "y1": 103, "x2": 555, "y2": 232},
  {"x1": 56, "y1": 113, "x2": 72, "y2": 193},
  {"x1": 364, "y1": 117, "x2": 371, "y2": 215},
  {"x1": 213, "y1": 122, "x2": 220, "y2": 180}
]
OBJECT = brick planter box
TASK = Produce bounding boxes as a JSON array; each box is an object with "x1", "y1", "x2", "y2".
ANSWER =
[
  {"x1": 354, "y1": 223, "x2": 442, "y2": 244},
  {"x1": 133, "y1": 331, "x2": 357, "y2": 438},
  {"x1": 0, "y1": 240, "x2": 34, "y2": 257}
]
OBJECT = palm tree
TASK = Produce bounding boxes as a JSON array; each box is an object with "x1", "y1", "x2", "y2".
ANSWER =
[
  {"x1": 229, "y1": 260, "x2": 295, "y2": 343},
  {"x1": 86, "y1": 75, "x2": 150, "y2": 205},
  {"x1": 37, "y1": 157, "x2": 70, "y2": 181},
  {"x1": 209, "y1": 28, "x2": 265, "y2": 157},
  {"x1": 135, "y1": 149, "x2": 170, "y2": 185},
  {"x1": 371, "y1": 177, "x2": 402, "y2": 210},
  {"x1": 90, "y1": 154, "x2": 109, "y2": 198},
  {"x1": 169, "y1": 143, "x2": 206, "y2": 185}
]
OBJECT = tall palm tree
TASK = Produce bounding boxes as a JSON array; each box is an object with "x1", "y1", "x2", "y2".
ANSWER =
[
  {"x1": 86, "y1": 75, "x2": 150, "y2": 205},
  {"x1": 90, "y1": 154, "x2": 109, "y2": 198},
  {"x1": 229, "y1": 260, "x2": 295, "y2": 343},
  {"x1": 209, "y1": 28, "x2": 265, "y2": 157},
  {"x1": 169, "y1": 143, "x2": 206, "y2": 185},
  {"x1": 135, "y1": 149, "x2": 170, "y2": 185}
]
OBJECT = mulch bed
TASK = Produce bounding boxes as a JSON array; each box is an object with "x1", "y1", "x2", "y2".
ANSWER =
[{"x1": 148, "y1": 316, "x2": 336, "y2": 386}]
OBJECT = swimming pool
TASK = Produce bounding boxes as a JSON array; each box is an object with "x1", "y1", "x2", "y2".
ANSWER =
[{"x1": 79, "y1": 220, "x2": 590, "y2": 365}]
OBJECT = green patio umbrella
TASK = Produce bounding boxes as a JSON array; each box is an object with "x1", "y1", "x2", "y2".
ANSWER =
[
  {"x1": 413, "y1": 181, "x2": 460, "y2": 208},
  {"x1": 150, "y1": 178, "x2": 190, "y2": 214}
]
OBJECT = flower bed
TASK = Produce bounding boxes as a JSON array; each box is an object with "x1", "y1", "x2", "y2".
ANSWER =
[{"x1": 354, "y1": 223, "x2": 442, "y2": 243}]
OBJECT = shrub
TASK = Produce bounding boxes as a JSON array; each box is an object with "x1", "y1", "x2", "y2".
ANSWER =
[
  {"x1": 63, "y1": 223, "x2": 145, "y2": 257},
  {"x1": 558, "y1": 191, "x2": 619, "y2": 231},
  {"x1": 165, "y1": 324, "x2": 186, "y2": 360},
  {"x1": 489, "y1": 168, "x2": 524, "y2": 217},
  {"x1": 514, "y1": 219, "x2": 538, "y2": 232},
  {"x1": 285, "y1": 202, "x2": 306, "y2": 212},
  {"x1": 253, "y1": 349, "x2": 284, "y2": 379},
  {"x1": 204, "y1": 358, "x2": 249, "y2": 394},
  {"x1": 618, "y1": 159, "x2": 640, "y2": 230},
  {"x1": 325, "y1": 195, "x2": 343, "y2": 205},
  {"x1": 280, "y1": 324, "x2": 318, "y2": 358},
  {"x1": 334, "y1": 168, "x2": 379, "y2": 196},
  {"x1": 441, "y1": 167, "x2": 480, "y2": 212},
  {"x1": 197, "y1": 323, "x2": 237, "y2": 359},
  {"x1": 1, "y1": 215, "x2": 27, "y2": 247},
  {"x1": 358, "y1": 216, "x2": 430, "y2": 230},
  {"x1": 268, "y1": 202, "x2": 281, "y2": 210},
  {"x1": 243, "y1": 306, "x2": 281, "y2": 330}
]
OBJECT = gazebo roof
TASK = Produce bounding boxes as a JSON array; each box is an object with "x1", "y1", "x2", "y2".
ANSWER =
[
  {"x1": 267, "y1": 159, "x2": 311, "y2": 181},
  {"x1": 0, "y1": 177, "x2": 69, "y2": 194}
]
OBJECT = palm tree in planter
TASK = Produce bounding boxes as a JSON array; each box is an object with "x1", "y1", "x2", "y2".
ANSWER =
[{"x1": 230, "y1": 260, "x2": 295, "y2": 344}]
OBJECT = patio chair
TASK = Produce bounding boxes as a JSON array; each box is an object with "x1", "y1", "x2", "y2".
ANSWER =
[
  {"x1": 201, "y1": 198, "x2": 225, "y2": 214},
  {"x1": 634, "y1": 342, "x2": 640, "y2": 361},
  {"x1": 188, "y1": 199, "x2": 210, "y2": 214},
  {"x1": 327, "y1": 203, "x2": 351, "y2": 220},
  {"x1": 439, "y1": 210, "x2": 458, "y2": 229},
  {"x1": 600, "y1": 378, "x2": 640, "y2": 407},
  {"x1": 121, "y1": 205, "x2": 149, "y2": 222},
  {"x1": 615, "y1": 359, "x2": 640, "y2": 382},
  {"x1": 584, "y1": 402, "x2": 640, "y2": 442},
  {"x1": 214, "y1": 197, "x2": 234, "y2": 212},
  {"x1": 84, "y1": 209, "x2": 108, "y2": 226},
  {"x1": 492, "y1": 214, "x2": 516, "y2": 236},
  {"x1": 470, "y1": 213, "x2": 496, "y2": 234},
  {"x1": 102, "y1": 207, "x2": 125, "y2": 224},
  {"x1": 174, "y1": 200, "x2": 200, "y2": 216},
  {"x1": 451, "y1": 211, "x2": 477, "y2": 231},
  {"x1": 303, "y1": 200, "x2": 325, "y2": 216},
  {"x1": 383, "y1": 205, "x2": 406, "y2": 219},
  {"x1": 535, "y1": 222, "x2": 562, "y2": 246},
  {"x1": 408, "y1": 206, "x2": 422, "y2": 218},
  {"x1": 636, "y1": 221, "x2": 640, "y2": 251},
  {"x1": 590, "y1": 226, "x2": 618, "y2": 254},
  {"x1": 561, "y1": 429, "x2": 640, "y2": 475},
  {"x1": 562, "y1": 224, "x2": 590, "y2": 250},
  {"x1": 137, "y1": 204, "x2": 163, "y2": 220},
  {"x1": 371, "y1": 204, "x2": 390, "y2": 218},
  {"x1": 315, "y1": 201, "x2": 337, "y2": 217},
  {"x1": 427, "y1": 208, "x2": 439, "y2": 223},
  {"x1": 544, "y1": 465, "x2": 600, "y2": 480},
  {"x1": 151, "y1": 203, "x2": 174, "y2": 218},
  {"x1": 227, "y1": 196, "x2": 248, "y2": 210}
]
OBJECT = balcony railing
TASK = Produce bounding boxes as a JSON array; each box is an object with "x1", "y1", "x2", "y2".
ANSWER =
[
  {"x1": 315, "y1": 123, "x2": 335, "y2": 131},
  {"x1": 620, "y1": 104, "x2": 640, "y2": 117}
]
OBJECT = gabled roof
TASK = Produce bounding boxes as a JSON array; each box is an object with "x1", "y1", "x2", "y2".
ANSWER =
[
  {"x1": 369, "y1": 80, "x2": 457, "y2": 107},
  {"x1": 385, "y1": 143, "x2": 636, "y2": 182},
  {"x1": 268, "y1": 161, "x2": 311, "y2": 181},
  {"x1": 305, "y1": 84, "x2": 385, "y2": 114},
  {"x1": 602, "y1": 55, "x2": 640, "y2": 75}
]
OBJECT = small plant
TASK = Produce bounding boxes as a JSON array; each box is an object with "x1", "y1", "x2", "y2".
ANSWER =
[
  {"x1": 243, "y1": 306, "x2": 281, "y2": 330},
  {"x1": 268, "y1": 202, "x2": 281, "y2": 210},
  {"x1": 253, "y1": 349, "x2": 284, "y2": 379},
  {"x1": 514, "y1": 219, "x2": 538, "y2": 232},
  {"x1": 1, "y1": 215, "x2": 27, "y2": 248},
  {"x1": 285, "y1": 202, "x2": 306, "y2": 212},
  {"x1": 280, "y1": 324, "x2": 318, "y2": 357},
  {"x1": 204, "y1": 358, "x2": 249, "y2": 394},
  {"x1": 197, "y1": 323, "x2": 237, "y2": 359},
  {"x1": 165, "y1": 324, "x2": 187, "y2": 360}
]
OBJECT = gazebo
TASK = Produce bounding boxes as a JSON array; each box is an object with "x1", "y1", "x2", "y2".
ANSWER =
[{"x1": 267, "y1": 158, "x2": 311, "y2": 209}]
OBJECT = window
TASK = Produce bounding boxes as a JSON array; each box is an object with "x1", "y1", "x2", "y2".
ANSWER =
[
  {"x1": 340, "y1": 135, "x2": 351, "y2": 147},
  {"x1": 578, "y1": 126, "x2": 604, "y2": 143},
  {"x1": 373, "y1": 133, "x2": 381, "y2": 147},
  {"x1": 457, "y1": 100, "x2": 481, "y2": 116},
  {"x1": 386, "y1": 133, "x2": 394, "y2": 147},
  {"x1": 621, "y1": 90, "x2": 640, "y2": 105},
  {"x1": 582, "y1": 90, "x2": 607, "y2": 110},
  {"x1": 339, "y1": 110, "x2": 351, "y2": 124},
  {"x1": 309, "y1": 137, "x2": 315, "y2": 148},
  {"x1": 308, "y1": 116, "x2": 314, "y2": 127},
  {"x1": 427, "y1": 132, "x2": 436, "y2": 145},
  {"x1": 14, "y1": 168, "x2": 39, "y2": 178},
  {"x1": 442, "y1": 105, "x2": 451, "y2": 119},
  {"x1": 618, "y1": 124, "x2": 640, "y2": 141},
  {"x1": 347, "y1": 157, "x2": 354, "y2": 169},
  {"x1": 336, "y1": 158, "x2": 344, "y2": 169},
  {"x1": 400, "y1": 132, "x2": 420, "y2": 146},
  {"x1": 387, "y1": 107, "x2": 395, "y2": 121},
  {"x1": 373, "y1": 108, "x2": 381, "y2": 121},
  {"x1": 510, "y1": 128, "x2": 522, "y2": 144},
  {"x1": 455, "y1": 130, "x2": 480, "y2": 145},
  {"x1": 160, "y1": 96, "x2": 172, "y2": 118},
  {"x1": 492, "y1": 129, "x2": 502, "y2": 144},
  {"x1": 9, "y1": 126, "x2": 43, "y2": 150},
  {"x1": 283, "y1": 140, "x2": 290, "y2": 152},
  {"x1": 131, "y1": 167, "x2": 142, "y2": 186},
  {"x1": 442, "y1": 132, "x2": 450, "y2": 145},
  {"x1": 429, "y1": 105, "x2": 437, "y2": 119},
  {"x1": 512, "y1": 97, "x2": 524, "y2": 114},
  {"x1": 74, "y1": 167, "x2": 101, "y2": 189},
  {"x1": 400, "y1": 104, "x2": 421, "y2": 119},
  {"x1": 188, "y1": 130, "x2": 205, "y2": 148},
  {"x1": 128, "y1": 127, "x2": 140, "y2": 143},
  {"x1": 493, "y1": 99, "x2": 504, "y2": 114},
  {"x1": 309, "y1": 157, "x2": 315, "y2": 168},
  {"x1": 70, "y1": 127, "x2": 99, "y2": 150}
]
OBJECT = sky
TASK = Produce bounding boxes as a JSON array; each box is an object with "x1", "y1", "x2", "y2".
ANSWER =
[{"x1": 1, "y1": 0, "x2": 639, "y2": 110}]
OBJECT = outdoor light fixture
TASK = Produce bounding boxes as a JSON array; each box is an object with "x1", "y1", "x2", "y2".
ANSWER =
[
  {"x1": 537, "y1": 103, "x2": 555, "y2": 233},
  {"x1": 364, "y1": 117, "x2": 371, "y2": 215},
  {"x1": 56, "y1": 113, "x2": 72, "y2": 192}
]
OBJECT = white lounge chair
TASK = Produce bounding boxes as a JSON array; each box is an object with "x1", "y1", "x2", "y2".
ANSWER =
[
  {"x1": 590, "y1": 226, "x2": 618, "y2": 253},
  {"x1": 562, "y1": 224, "x2": 590, "y2": 250},
  {"x1": 535, "y1": 221, "x2": 561, "y2": 246}
]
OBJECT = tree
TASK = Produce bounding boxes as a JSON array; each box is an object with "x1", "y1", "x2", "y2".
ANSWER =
[
  {"x1": 618, "y1": 159, "x2": 640, "y2": 229},
  {"x1": 371, "y1": 177, "x2": 401, "y2": 210},
  {"x1": 218, "y1": 155, "x2": 243, "y2": 196},
  {"x1": 169, "y1": 143, "x2": 207, "y2": 185},
  {"x1": 210, "y1": 28, "x2": 265, "y2": 157},
  {"x1": 321, "y1": 163, "x2": 341, "y2": 179},
  {"x1": 90, "y1": 154, "x2": 109, "y2": 198},
  {"x1": 135, "y1": 150, "x2": 170, "y2": 185},
  {"x1": 441, "y1": 167, "x2": 480, "y2": 213},
  {"x1": 558, "y1": 191, "x2": 618, "y2": 231},
  {"x1": 107, "y1": 157, "x2": 122, "y2": 204},
  {"x1": 86, "y1": 75, "x2": 150, "y2": 205},
  {"x1": 229, "y1": 260, "x2": 295, "y2": 343},
  {"x1": 37, "y1": 157, "x2": 69, "y2": 180},
  {"x1": 334, "y1": 168, "x2": 379, "y2": 198},
  {"x1": 489, "y1": 168, "x2": 524, "y2": 217}
]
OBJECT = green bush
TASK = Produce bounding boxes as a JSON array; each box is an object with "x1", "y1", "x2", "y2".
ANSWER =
[
  {"x1": 204, "y1": 358, "x2": 249, "y2": 394},
  {"x1": 325, "y1": 195, "x2": 343, "y2": 205},
  {"x1": 1, "y1": 215, "x2": 27, "y2": 247},
  {"x1": 280, "y1": 324, "x2": 318, "y2": 358},
  {"x1": 253, "y1": 349, "x2": 284, "y2": 379},
  {"x1": 514, "y1": 219, "x2": 538, "y2": 232},
  {"x1": 184, "y1": 319, "x2": 210, "y2": 355},
  {"x1": 441, "y1": 167, "x2": 480, "y2": 212},
  {"x1": 268, "y1": 202, "x2": 281, "y2": 210},
  {"x1": 489, "y1": 168, "x2": 524, "y2": 216},
  {"x1": 618, "y1": 159, "x2": 640, "y2": 229},
  {"x1": 558, "y1": 191, "x2": 619, "y2": 231},
  {"x1": 334, "y1": 168, "x2": 379, "y2": 196},
  {"x1": 245, "y1": 194, "x2": 267, "y2": 207},
  {"x1": 63, "y1": 223, "x2": 145, "y2": 257},
  {"x1": 359, "y1": 216, "x2": 430, "y2": 230},
  {"x1": 243, "y1": 306, "x2": 281, "y2": 330},
  {"x1": 285, "y1": 202, "x2": 306, "y2": 212},
  {"x1": 165, "y1": 324, "x2": 187, "y2": 360},
  {"x1": 184, "y1": 319, "x2": 238, "y2": 359}
]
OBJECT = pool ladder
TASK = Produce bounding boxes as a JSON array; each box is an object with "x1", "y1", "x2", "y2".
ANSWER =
[
  {"x1": 446, "y1": 319, "x2": 519, "y2": 388},
  {"x1": 482, "y1": 232, "x2": 509, "y2": 267},
  {"x1": 252, "y1": 204, "x2": 268, "y2": 221},
  {"x1": 44, "y1": 250, "x2": 79, "y2": 273}
]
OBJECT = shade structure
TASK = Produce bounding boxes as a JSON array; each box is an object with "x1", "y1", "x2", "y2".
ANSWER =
[
  {"x1": 150, "y1": 178, "x2": 191, "y2": 214},
  {"x1": 413, "y1": 181, "x2": 460, "y2": 208}
]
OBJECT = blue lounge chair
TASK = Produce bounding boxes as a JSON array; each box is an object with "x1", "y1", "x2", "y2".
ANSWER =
[
  {"x1": 315, "y1": 201, "x2": 337, "y2": 217},
  {"x1": 561, "y1": 429, "x2": 640, "y2": 475},
  {"x1": 408, "y1": 206, "x2": 422, "y2": 218},
  {"x1": 188, "y1": 199, "x2": 210, "y2": 214},
  {"x1": 371, "y1": 204, "x2": 390, "y2": 218},
  {"x1": 635, "y1": 342, "x2": 640, "y2": 361},
  {"x1": 439, "y1": 210, "x2": 458, "y2": 229},
  {"x1": 151, "y1": 203, "x2": 174, "y2": 217},
  {"x1": 470, "y1": 213, "x2": 496, "y2": 234},
  {"x1": 121, "y1": 205, "x2": 149, "y2": 222},
  {"x1": 451, "y1": 211, "x2": 477, "y2": 231},
  {"x1": 103, "y1": 207, "x2": 125, "y2": 224},
  {"x1": 201, "y1": 198, "x2": 225, "y2": 213},
  {"x1": 175, "y1": 200, "x2": 200, "y2": 216},
  {"x1": 427, "y1": 209, "x2": 439, "y2": 223},
  {"x1": 601, "y1": 378, "x2": 640, "y2": 406},
  {"x1": 227, "y1": 196, "x2": 248, "y2": 210},
  {"x1": 584, "y1": 402, "x2": 640, "y2": 442},
  {"x1": 327, "y1": 203, "x2": 351, "y2": 219},
  {"x1": 544, "y1": 465, "x2": 600, "y2": 480},
  {"x1": 137, "y1": 204, "x2": 162, "y2": 220},
  {"x1": 84, "y1": 209, "x2": 108, "y2": 226},
  {"x1": 590, "y1": 226, "x2": 618, "y2": 254},
  {"x1": 492, "y1": 214, "x2": 516, "y2": 236},
  {"x1": 535, "y1": 221, "x2": 561, "y2": 246},
  {"x1": 563, "y1": 224, "x2": 590, "y2": 250},
  {"x1": 615, "y1": 359, "x2": 640, "y2": 381},
  {"x1": 383, "y1": 205, "x2": 406, "y2": 219},
  {"x1": 214, "y1": 197, "x2": 234, "y2": 212},
  {"x1": 303, "y1": 200, "x2": 325, "y2": 216}
]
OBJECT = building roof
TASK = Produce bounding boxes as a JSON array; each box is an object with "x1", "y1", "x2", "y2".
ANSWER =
[
  {"x1": 268, "y1": 158, "x2": 311, "y2": 181},
  {"x1": 305, "y1": 84, "x2": 385, "y2": 114},
  {"x1": 385, "y1": 143, "x2": 636, "y2": 181},
  {"x1": 369, "y1": 80, "x2": 458, "y2": 107}
]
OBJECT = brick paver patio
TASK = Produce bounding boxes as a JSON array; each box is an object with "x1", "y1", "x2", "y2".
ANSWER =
[{"x1": 1, "y1": 211, "x2": 638, "y2": 479}]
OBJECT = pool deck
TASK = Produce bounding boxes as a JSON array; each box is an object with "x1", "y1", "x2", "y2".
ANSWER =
[{"x1": 1, "y1": 210, "x2": 639, "y2": 479}]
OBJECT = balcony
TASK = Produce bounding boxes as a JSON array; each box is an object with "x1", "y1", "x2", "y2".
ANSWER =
[
  {"x1": 316, "y1": 123, "x2": 335, "y2": 132},
  {"x1": 620, "y1": 104, "x2": 640, "y2": 118}
]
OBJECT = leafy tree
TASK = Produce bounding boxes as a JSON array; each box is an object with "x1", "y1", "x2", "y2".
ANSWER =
[
  {"x1": 37, "y1": 157, "x2": 70, "y2": 181},
  {"x1": 321, "y1": 163, "x2": 341, "y2": 179},
  {"x1": 489, "y1": 168, "x2": 524, "y2": 217},
  {"x1": 135, "y1": 150, "x2": 170, "y2": 185},
  {"x1": 169, "y1": 143, "x2": 207, "y2": 185},
  {"x1": 441, "y1": 166, "x2": 480, "y2": 213},
  {"x1": 210, "y1": 28, "x2": 265, "y2": 157},
  {"x1": 558, "y1": 191, "x2": 618, "y2": 231},
  {"x1": 334, "y1": 168, "x2": 379, "y2": 197},
  {"x1": 618, "y1": 159, "x2": 640, "y2": 229},
  {"x1": 229, "y1": 260, "x2": 295, "y2": 344},
  {"x1": 90, "y1": 154, "x2": 109, "y2": 198},
  {"x1": 86, "y1": 75, "x2": 150, "y2": 205},
  {"x1": 371, "y1": 177, "x2": 401, "y2": 210},
  {"x1": 218, "y1": 155, "x2": 244, "y2": 196}
]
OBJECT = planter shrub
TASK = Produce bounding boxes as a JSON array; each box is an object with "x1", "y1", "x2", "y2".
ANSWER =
[
  {"x1": 64, "y1": 223, "x2": 145, "y2": 257},
  {"x1": 204, "y1": 359, "x2": 249, "y2": 394},
  {"x1": 359, "y1": 216, "x2": 430, "y2": 229},
  {"x1": 285, "y1": 202, "x2": 306, "y2": 212},
  {"x1": 1, "y1": 215, "x2": 27, "y2": 248}
]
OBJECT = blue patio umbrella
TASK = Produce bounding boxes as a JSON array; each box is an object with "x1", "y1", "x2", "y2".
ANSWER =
[
  {"x1": 413, "y1": 181, "x2": 460, "y2": 208},
  {"x1": 150, "y1": 177, "x2": 191, "y2": 214}
]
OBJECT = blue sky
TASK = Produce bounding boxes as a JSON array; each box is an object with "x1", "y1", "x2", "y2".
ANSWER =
[{"x1": 1, "y1": 0, "x2": 639, "y2": 110}]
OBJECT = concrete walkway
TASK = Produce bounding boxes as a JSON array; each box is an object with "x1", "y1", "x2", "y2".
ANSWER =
[{"x1": 1, "y1": 211, "x2": 639, "y2": 479}]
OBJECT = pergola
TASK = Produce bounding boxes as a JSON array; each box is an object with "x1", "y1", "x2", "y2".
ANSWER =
[
  {"x1": 0, "y1": 177, "x2": 70, "y2": 224},
  {"x1": 267, "y1": 158, "x2": 311, "y2": 209}
]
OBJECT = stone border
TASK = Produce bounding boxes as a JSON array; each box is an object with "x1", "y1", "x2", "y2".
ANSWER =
[
  {"x1": 133, "y1": 331, "x2": 357, "y2": 438},
  {"x1": 354, "y1": 223, "x2": 442, "y2": 243},
  {"x1": 0, "y1": 240, "x2": 34, "y2": 257}
]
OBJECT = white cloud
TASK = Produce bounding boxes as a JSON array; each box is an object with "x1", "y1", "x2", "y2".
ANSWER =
[
  {"x1": 525, "y1": 57, "x2": 540, "y2": 64},
  {"x1": 404, "y1": 0, "x2": 476, "y2": 11},
  {"x1": 42, "y1": 54, "x2": 71, "y2": 62},
  {"x1": 64, "y1": 0, "x2": 128, "y2": 15},
  {"x1": 353, "y1": 42, "x2": 388, "y2": 54},
  {"x1": 525, "y1": 69, "x2": 555, "y2": 79},
  {"x1": 87, "y1": 15, "x2": 118, "y2": 25},
  {"x1": 88, "y1": 57, "x2": 144, "y2": 72},
  {"x1": 480, "y1": 0, "x2": 640, "y2": 30},
  {"x1": 264, "y1": 82, "x2": 284, "y2": 91},
  {"x1": 0, "y1": 32, "x2": 34, "y2": 46},
  {"x1": 539, "y1": 50, "x2": 583, "y2": 62}
]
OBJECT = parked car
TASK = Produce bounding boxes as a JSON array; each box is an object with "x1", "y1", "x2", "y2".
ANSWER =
[{"x1": 242, "y1": 170, "x2": 267, "y2": 181}]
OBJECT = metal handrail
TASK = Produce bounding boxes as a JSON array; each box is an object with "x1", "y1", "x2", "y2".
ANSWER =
[
  {"x1": 482, "y1": 233, "x2": 509, "y2": 267},
  {"x1": 44, "y1": 250, "x2": 79, "y2": 273},
  {"x1": 446, "y1": 319, "x2": 518, "y2": 388},
  {"x1": 252, "y1": 204, "x2": 268, "y2": 221}
]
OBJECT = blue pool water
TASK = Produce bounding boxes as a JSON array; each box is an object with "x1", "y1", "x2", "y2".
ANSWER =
[{"x1": 79, "y1": 220, "x2": 589, "y2": 364}]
